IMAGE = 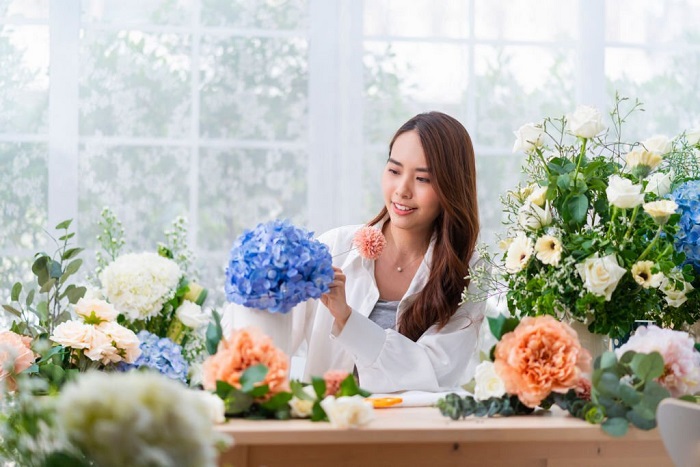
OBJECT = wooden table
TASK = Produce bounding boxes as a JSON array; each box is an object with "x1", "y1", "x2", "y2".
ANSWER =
[{"x1": 217, "y1": 407, "x2": 672, "y2": 467}]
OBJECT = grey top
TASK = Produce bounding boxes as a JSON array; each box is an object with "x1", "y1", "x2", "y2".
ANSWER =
[{"x1": 368, "y1": 299, "x2": 400, "y2": 331}]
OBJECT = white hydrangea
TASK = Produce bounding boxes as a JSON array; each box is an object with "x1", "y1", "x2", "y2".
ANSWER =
[
  {"x1": 56, "y1": 372, "x2": 230, "y2": 466},
  {"x1": 100, "y1": 253, "x2": 182, "y2": 322}
]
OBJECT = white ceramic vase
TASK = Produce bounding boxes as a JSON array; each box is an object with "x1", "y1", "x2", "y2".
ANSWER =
[
  {"x1": 220, "y1": 302, "x2": 293, "y2": 355},
  {"x1": 568, "y1": 319, "x2": 610, "y2": 361}
]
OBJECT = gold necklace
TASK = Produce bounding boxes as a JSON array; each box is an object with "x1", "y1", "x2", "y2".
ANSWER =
[{"x1": 393, "y1": 250, "x2": 425, "y2": 273}]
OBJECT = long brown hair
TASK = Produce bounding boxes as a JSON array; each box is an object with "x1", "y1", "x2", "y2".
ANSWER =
[{"x1": 369, "y1": 112, "x2": 479, "y2": 341}]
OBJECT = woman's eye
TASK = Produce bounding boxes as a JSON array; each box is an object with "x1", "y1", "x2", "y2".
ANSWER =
[
  {"x1": 417, "y1": 177, "x2": 431, "y2": 183},
  {"x1": 388, "y1": 168, "x2": 399, "y2": 175}
]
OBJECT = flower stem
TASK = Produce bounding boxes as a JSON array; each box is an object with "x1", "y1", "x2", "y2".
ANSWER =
[
  {"x1": 624, "y1": 206, "x2": 640, "y2": 241},
  {"x1": 573, "y1": 137, "x2": 587, "y2": 182},
  {"x1": 637, "y1": 226, "x2": 662, "y2": 262},
  {"x1": 536, "y1": 148, "x2": 550, "y2": 176},
  {"x1": 607, "y1": 207, "x2": 618, "y2": 237}
]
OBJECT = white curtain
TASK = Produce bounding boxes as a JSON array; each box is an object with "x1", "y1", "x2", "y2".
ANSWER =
[{"x1": 2, "y1": 0, "x2": 700, "y2": 315}]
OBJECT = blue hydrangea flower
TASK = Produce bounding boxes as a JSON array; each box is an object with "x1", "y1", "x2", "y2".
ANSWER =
[
  {"x1": 225, "y1": 219, "x2": 334, "y2": 314},
  {"x1": 120, "y1": 330, "x2": 189, "y2": 383},
  {"x1": 671, "y1": 180, "x2": 700, "y2": 273}
]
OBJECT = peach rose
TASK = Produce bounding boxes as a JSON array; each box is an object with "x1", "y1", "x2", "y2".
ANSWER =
[
  {"x1": 494, "y1": 315, "x2": 591, "y2": 408},
  {"x1": 0, "y1": 331, "x2": 36, "y2": 391},
  {"x1": 202, "y1": 327, "x2": 289, "y2": 397},
  {"x1": 74, "y1": 297, "x2": 118, "y2": 323}
]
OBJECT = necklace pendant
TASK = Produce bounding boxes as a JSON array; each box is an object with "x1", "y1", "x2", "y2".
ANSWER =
[{"x1": 396, "y1": 266, "x2": 403, "y2": 273}]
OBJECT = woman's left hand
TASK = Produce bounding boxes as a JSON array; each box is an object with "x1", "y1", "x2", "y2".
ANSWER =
[{"x1": 321, "y1": 266, "x2": 352, "y2": 329}]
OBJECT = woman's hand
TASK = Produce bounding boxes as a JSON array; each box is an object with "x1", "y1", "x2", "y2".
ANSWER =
[{"x1": 321, "y1": 266, "x2": 352, "y2": 330}]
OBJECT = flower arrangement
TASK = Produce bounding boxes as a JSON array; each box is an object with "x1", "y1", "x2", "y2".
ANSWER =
[
  {"x1": 225, "y1": 220, "x2": 334, "y2": 314},
  {"x1": 204, "y1": 326, "x2": 372, "y2": 422},
  {"x1": 469, "y1": 97, "x2": 700, "y2": 340},
  {"x1": 438, "y1": 316, "x2": 700, "y2": 437},
  {"x1": 0, "y1": 331, "x2": 36, "y2": 391},
  {"x1": 671, "y1": 180, "x2": 700, "y2": 274},
  {"x1": 0, "y1": 370, "x2": 229, "y2": 466},
  {"x1": 119, "y1": 330, "x2": 189, "y2": 383}
]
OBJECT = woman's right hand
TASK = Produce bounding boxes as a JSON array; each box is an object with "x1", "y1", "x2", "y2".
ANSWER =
[{"x1": 321, "y1": 266, "x2": 352, "y2": 330}]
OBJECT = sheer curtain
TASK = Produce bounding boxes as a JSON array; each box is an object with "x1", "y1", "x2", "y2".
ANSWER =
[{"x1": 2, "y1": 0, "x2": 700, "y2": 316}]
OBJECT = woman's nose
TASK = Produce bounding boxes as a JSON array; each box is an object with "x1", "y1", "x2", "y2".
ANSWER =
[{"x1": 395, "y1": 178, "x2": 412, "y2": 198}]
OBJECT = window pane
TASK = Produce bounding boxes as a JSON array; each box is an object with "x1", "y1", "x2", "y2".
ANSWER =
[
  {"x1": 364, "y1": 41, "x2": 469, "y2": 145},
  {"x1": 474, "y1": 0, "x2": 577, "y2": 42},
  {"x1": 364, "y1": 0, "x2": 469, "y2": 38},
  {"x1": 79, "y1": 30, "x2": 191, "y2": 138},
  {"x1": 199, "y1": 36, "x2": 308, "y2": 140},
  {"x1": 474, "y1": 45, "x2": 575, "y2": 148},
  {"x1": 0, "y1": 25, "x2": 49, "y2": 133},
  {"x1": 201, "y1": 0, "x2": 308, "y2": 30},
  {"x1": 0, "y1": 0, "x2": 48, "y2": 20},
  {"x1": 198, "y1": 147, "x2": 308, "y2": 251},
  {"x1": 78, "y1": 144, "x2": 190, "y2": 251},
  {"x1": 0, "y1": 143, "x2": 48, "y2": 250},
  {"x1": 606, "y1": 0, "x2": 700, "y2": 44},
  {"x1": 82, "y1": 0, "x2": 193, "y2": 27}
]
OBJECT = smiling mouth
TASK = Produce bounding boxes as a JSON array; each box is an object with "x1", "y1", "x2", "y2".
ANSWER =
[{"x1": 393, "y1": 202, "x2": 416, "y2": 212}]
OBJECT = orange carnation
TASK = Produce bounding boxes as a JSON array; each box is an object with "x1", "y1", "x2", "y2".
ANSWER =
[
  {"x1": 494, "y1": 315, "x2": 591, "y2": 408},
  {"x1": 202, "y1": 327, "x2": 289, "y2": 396},
  {"x1": 0, "y1": 330, "x2": 36, "y2": 391},
  {"x1": 323, "y1": 369, "x2": 350, "y2": 396},
  {"x1": 352, "y1": 226, "x2": 386, "y2": 260}
]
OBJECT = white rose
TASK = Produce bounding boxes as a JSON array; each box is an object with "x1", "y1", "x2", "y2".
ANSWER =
[
  {"x1": 512, "y1": 123, "x2": 545, "y2": 153},
  {"x1": 606, "y1": 175, "x2": 644, "y2": 209},
  {"x1": 575, "y1": 253, "x2": 627, "y2": 301},
  {"x1": 50, "y1": 321, "x2": 97, "y2": 350},
  {"x1": 644, "y1": 171, "x2": 673, "y2": 197},
  {"x1": 567, "y1": 105, "x2": 606, "y2": 138},
  {"x1": 320, "y1": 395, "x2": 374, "y2": 429},
  {"x1": 176, "y1": 300, "x2": 210, "y2": 329},
  {"x1": 643, "y1": 135, "x2": 672, "y2": 156},
  {"x1": 83, "y1": 328, "x2": 117, "y2": 362},
  {"x1": 518, "y1": 201, "x2": 552, "y2": 230},
  {"x1": 289, "y1": 386, "x2": 317, "y2": 418},
  {"x1": 98, "y1": 321, "x2": 141, "y2": 363},
  {"x1": 505, "y1": 233, "x2": 534, "y2": 274},
  {"x1": 526, "y1": 185, "x2": 548, "y2": 207},
  {"x1": 535, "y1": 234, "x2": 563, "y2": 266},
  {"x1": 192, "y1": 391, "x2": 226, "y2": 424},
  {"x1": 473, "y1": 361, "x2": 506, "y2": 401},
  {"x1": 660, "y1": 277, "x2": 694, "y2": 308},
  {"x1": 686, "y1": 128, "x2": 700, "y2": 146},
  {"x1": 643, "y1": 200, "x2": 678, "y2": 225},
  {"x1": 74, "y1": 298, "x2": 118, "y2": 323}
]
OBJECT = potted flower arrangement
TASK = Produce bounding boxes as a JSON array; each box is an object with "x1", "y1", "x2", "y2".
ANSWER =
[{"x1": 469, "y1": 96, "x2": 700, "y2": 345}]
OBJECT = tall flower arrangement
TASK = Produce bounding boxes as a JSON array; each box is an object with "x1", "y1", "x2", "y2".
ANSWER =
[{"x1": 469, "y1": 97, "x2": 700, "y2": 340}]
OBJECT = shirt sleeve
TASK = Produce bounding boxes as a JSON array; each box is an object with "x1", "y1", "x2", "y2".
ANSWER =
[{"x1": 333, "y1": 298, "x2": 485, "y2": 393}]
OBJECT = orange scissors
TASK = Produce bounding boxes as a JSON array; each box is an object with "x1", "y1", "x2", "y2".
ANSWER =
[{"x1": 366, "y1": 397, "x2": 403, "y2": 408}]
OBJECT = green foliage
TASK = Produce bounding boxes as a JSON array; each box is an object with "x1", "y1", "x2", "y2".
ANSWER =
[{"x1": 436, "y1": 393, "x2": 535, "y2": 420}]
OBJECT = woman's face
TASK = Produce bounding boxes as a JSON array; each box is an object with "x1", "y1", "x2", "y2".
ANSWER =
[{"x1": 381, "y1": 130, "x2": 442, "y2": 234}]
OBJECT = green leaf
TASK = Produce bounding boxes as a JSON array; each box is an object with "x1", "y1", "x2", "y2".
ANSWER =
[
  {"x1": 225, "y1": 390, "x2": 254, "y2": 415},
  {"x1": 44, "y1": 450, "x2": 91, "y2": 467},
  {"x1": 597, "y1": 372, "x2": 620, "y2": 398},
  {"x1": 248, "y1": 384, "x2": 270, "y2": 398},
  {"x1": 630, "y1": 352, "x2": 664, "y2": 381},
  {"x1": 2, "y1": 304, "x2": 22, "y2": 318},
  {"x1": 55, "y1": 219, "x2": 72, "y2": 230},
  {"x1": 49, "y1": 260, "x2": 62, "y2": 279},
  {"x1": 627, "y1": 409, "x2": 656, "y2": 430},
  {"x1": 602, "y1": 417, "x2": 629, "y2": 437},
  {"x1": 215, "y1": 380, "x2": 236, "y2": 399},
  {"x1": 62, "y1": 247, "x2": 84, "y2": 261},
  {"x1": 64, "y1": 285, "x2": 86, "y2": 304},
  {"x1": 599, "y1": 351, "x2": 618, "y2": 370},
  {"x1": 312, "y1": 377, "x2": 327, "y2": 399},
  {"x1": 60, "y1": 259, "x2": 83, "y2": 283},
  {"x1": 25, "y1": 288, "x2": 35, "y2": 307},
  {"x1": 310, "y1": 401, "x2": 328, "y2": 422},
  {"x1": 35, "y1": 301, "x2": 49, "y2": 322},
  {"x1": 618, "y1": 384, "x2": 642, "y2": 406},
  {"x1": 205, "y1": 309, "x2": 223, "y2": 355},
  {"x1": 337, "y1": 374, "x2": 371, "y2": 397},
  {"x1": 260, "y1": 392, "x2": 293, "y2": 412},
  {"x1": 567, "y1": 194, "x2": 589, "y2": 224},
  {"x1": 240, "y1": 364, "x2": 268, "y2": 393},
  {"x1": 618, "y1": 351, "x2": 636, "y2": 365},
  {"x1": 40, "y1": 278, "x2": 56, "y2": 294},
  {"x1": 58, "y1": 232, "x2": 75, "y2": 241},
  {"x1": 32, "y1": 255, "x2": 49, "y2": 285},
  {"x1": 487, "y1": 314, "x2": 520, "y2": 341},
  {"x1": 640, "y1": 380, "x2": 670, "y2": 411},
  {"x1": 290, "y1": 381, "x2": 315, "y2": 401},
  {"x1": 10, "y1": 282, "x2": 22, "y2": 301}
]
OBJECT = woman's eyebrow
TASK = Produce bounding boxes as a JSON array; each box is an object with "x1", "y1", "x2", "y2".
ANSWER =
[{"x1": 387, "y1": 158, "x2": 430, "y2": 173}]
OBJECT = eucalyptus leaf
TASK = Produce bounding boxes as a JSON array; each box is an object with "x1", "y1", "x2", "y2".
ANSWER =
[
  {"x1": 40, "y1": 278, "x2": 56, "y2": 294},
  {"x1": 62, "y1": 247, "x2": 84, "y2": 261},
  {"x1": 66, "y1": 286, "x2": 86, "y2": 304},
  {"x1": 259, "y1": 392, "x2": 293, "y2": 412},
  {"x1": 599, "y1": 351, "x2": 617, "y2": 370},
  {"x1": 626, "y1": 409, "x2": 656, "y2": 430},
  {"x1": 601, "y1": 417, "x2": 628, "y2": 437},
  {"x1": 597, "y1": 372, "x2": 620, "y2": 397},
  {"x1": 205, "y1": 309, "x2": 223, "y2": 355},
  {"x1": 32, "y1": 255, "x2": 49, "y2": 285},
  {"x1": 58, "y1": 232, "x2": 75, "y2": 241},
  {"x1": 55, "y1": 219, "x2": 72, "y2": 230},
  {"x1": 26, "y1": 288, "x2": 35, "y2": 307},
  {"x1": 10, "y1": 282, "x2": 22, "y2": 301},
  {"x1": 2, "y1": 304, "x2": 22, "y2": 318},
  {"x1": 630, "y1": 352, "x2": 664, "y2": 381},
  {"x1": 618, "y1": 384, "x2": 641, "y2": 406},
  {"x1": 35, "y1": 301, "x2": 49, "y2": 322},
  {"x1": 49, "y1": 260, "x2": 62, "y2": 279},
  {"x1": 240, "y1": 364, "x2": 268, "y2": 392},
  {"x1": 60, "y1": 258, "x2": 83, "y2": 283},
  {"x1": 290, "y1": 380, "x2": 314, "y2": 401}
]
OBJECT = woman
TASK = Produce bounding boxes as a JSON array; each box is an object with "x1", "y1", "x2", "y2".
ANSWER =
[{"x1": 292, "y1": 111, "x2": 484, "y2": 393}]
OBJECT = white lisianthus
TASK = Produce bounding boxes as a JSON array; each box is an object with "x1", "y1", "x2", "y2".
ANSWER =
[
  {"x1": 473, "y1": 361, "x2": 506, "y2": 401},
  {"x1": 535, "y1": 235, "x2": 563, "y2": 266},
  {"x1": 526, "y1": 185, "x2": 548, "y2": 207},
  {"x1": 320, "y1": 395, "x2": 374, "y2": 429},
  {"x1": 100, "y1": 252, "x2": 182, "y2": 322},
  {"x1": 643, "y1": 135, "x2": 672, "y2": 156},
  {"x1": 518, "y1": 201, "x2": 553, "y2": 230},
  {"x1": 630, "y1": 261, "x2": 663, "y2": 289},
  {"x1": 660, "y1": 276, "x2": 694, "y2": 308},
  {"x1": 98, "y1": 321, "x2": 141, "y2": 364},
  {"x1": 74, "y1": 298, "x2": 118, "y2": 324},
  {"x1": 176, "y1": 300, "x2": 210, "y2": 329},
  {"x1": 625, "y1": 148, "x2": 662, "y2": 173},
  {"x1": 606, "y1": 175, "x2": 644, "y2": 209},
  {"x1": 505, "y1": 233, "x2": 534, "y2": 273},
  {"x1": 575, "y1": 253, "x2": 627, "y2": 301},
  {"x1": 567, "y1": 105, "x2": 606, "y2": 138},
  {"x1": 686, "y1": 128, "x2": 700, "y2": 146},
  {"x1": 512, "y1": 123, "x2": 545, "y2": 153},
  {"x1": 643, "y1": 200, "x2": 678, "y2": 225},
  {"x1": 289, "y1": 385, "x2": 317, "y2": 418},
  {"x1": 644, "y1": 171, "x2": 673, "y2": 197},
  {"x1": 56, "y1": 372, "x2": 230, "y2": 467}
]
